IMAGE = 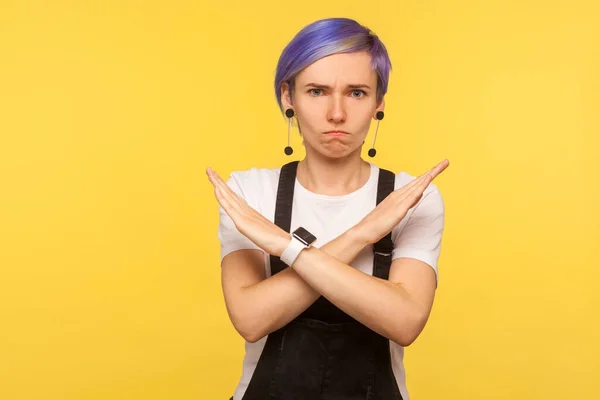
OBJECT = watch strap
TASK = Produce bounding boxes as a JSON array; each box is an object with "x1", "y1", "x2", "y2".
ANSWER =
[{"x1": 280, "y1": 236, "x2": 308, "y2": 267}]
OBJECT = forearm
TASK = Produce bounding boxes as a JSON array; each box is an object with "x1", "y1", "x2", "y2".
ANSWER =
[
  {"x1": 290, "y1": 246, "x2": 428, "y2": 346},
  {"x1": 238, "y1": 228, "x2": 367, "y2": 342}
]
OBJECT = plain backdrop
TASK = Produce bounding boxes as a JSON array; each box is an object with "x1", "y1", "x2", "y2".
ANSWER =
[{"x1": 0, "y1": 1, "x2": 599, "y2": 399}]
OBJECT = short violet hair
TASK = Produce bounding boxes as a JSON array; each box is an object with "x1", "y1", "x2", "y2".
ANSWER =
[{"x1": 274, "y1": 18, "x2": 392, "y2": 113}]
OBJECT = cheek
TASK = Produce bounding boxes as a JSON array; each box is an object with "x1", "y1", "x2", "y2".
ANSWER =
[
  {"x1": 349, "y1": 105, "x2": 376, "y2": 130},
  {"x1": 360, "y1": 113, "x2": 375, "y2": 130},
  {"x1": 295, "y1": 103, "x2": 322, "y2": 131}
]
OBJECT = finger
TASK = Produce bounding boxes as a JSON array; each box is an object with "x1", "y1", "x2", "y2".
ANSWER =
[
  {"x1": 395, "y1": 164, "x2": 442, "y2": 204},
  {"x1": 378, "y1": 173, "x2": 431, "y2": 213},
  {"x1": 400, "y1": 159, "x2": 449, "y2": 194},
  {"x1": 395, "y1": 175, "x2": 433, "y2": 209},
  {"x1": 215, "y1": 184, "x2": 244, "y2": 222},
  {"x1": 393, "y1": 169, "x2": 431, "y2": 196},
  {"x1": 426, "y1": 159, "x2": 449, "y2": 180},
  {"x1": 207, "y1": 169, "x2": 240, "y2": 211},
  {"x1": 397, "y1": 160, "x2": 448, "y2": 206},
  {"x1": 413, "y1": 159, "x2": 448, "y2": 183},
  {"x1": 208, "y1": 168, "x2": 248, "y2": 208},
  {"x1": 208, "y1": 170, "x2": 262, "y2": 228},
  {"x1": 206, "y1": 168, "x2": 217, "y2": 187},
  {"x1": 411, "y1": 165, "x2": 441, "y2": 195},
  {"x1": 396, "y1": 179, "x2": 430, "y2": 206},
  {"x1": 210, "y1": 169, "x2": 247, "y2": 206},
  {"x1": 207, "y1": 168, "x2": 231, "y2": 195}
]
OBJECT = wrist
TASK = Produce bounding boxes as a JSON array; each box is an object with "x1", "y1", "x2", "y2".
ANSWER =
[
  {"x1": 279, "y1": 227, "x2": 318, "y2": 266},
  {"x1": 276, "y1": 232, "x2": 291, "y2": 257},
  {"x1": 346, "y1": 225, "x2": 373, "y2": 248}
]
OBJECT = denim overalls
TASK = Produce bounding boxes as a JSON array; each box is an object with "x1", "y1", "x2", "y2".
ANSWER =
[{"x1": 238, "y1": 161, "x2": 403, "y2": 400}]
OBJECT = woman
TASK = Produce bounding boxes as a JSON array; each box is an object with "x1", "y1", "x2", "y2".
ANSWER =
[{"x1": 207, "y1": 17, "x2": 449, "y2": 400}]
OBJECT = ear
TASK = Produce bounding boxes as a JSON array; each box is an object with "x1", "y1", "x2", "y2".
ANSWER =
[
  {"x1": 374, "y1": 97, "x2": 385, "y2": 119},
  {"x1": 280, "y1": 82, "x2": 293, "y2": 110}
]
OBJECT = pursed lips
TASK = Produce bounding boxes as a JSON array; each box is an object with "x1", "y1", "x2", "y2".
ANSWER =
[{"x1": 324, "y1": 130, "x2": 349, "y2": 137}]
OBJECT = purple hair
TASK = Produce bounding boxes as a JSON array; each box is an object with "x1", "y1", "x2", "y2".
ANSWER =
[{"x1": 274, "y1": 18, "x2": 392, "y2": 113}]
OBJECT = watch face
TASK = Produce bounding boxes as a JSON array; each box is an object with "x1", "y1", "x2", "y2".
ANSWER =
[{"x1": 293, "y1": 227, "x2": 317, "y2": 246}]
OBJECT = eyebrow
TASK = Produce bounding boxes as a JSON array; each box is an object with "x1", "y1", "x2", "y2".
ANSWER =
[{"x1": 304, "y1": 83, "x2": 372, "y2": 90}]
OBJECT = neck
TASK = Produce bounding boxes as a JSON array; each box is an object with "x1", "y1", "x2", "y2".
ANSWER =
[{"x1": 296, "y1": 150, "x2": 371, "y2": 196}]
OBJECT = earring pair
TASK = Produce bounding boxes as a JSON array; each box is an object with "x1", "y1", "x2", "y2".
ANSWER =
[{"x1": 283, "y1": 109, "x2": 384, "y2": 157}]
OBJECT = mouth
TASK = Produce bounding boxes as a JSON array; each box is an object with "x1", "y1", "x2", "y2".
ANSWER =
[{"x1": 324, "y1": 130, "x2": 350, "y2": 137}]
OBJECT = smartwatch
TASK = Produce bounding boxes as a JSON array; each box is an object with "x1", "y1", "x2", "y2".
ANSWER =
[{"x1": 280, "y1": 227, "x2": 317, "y2": 267}]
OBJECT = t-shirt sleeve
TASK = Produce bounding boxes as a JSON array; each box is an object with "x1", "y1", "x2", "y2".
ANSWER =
[
  {"x1": 391, "y1": 182, "x2": 445, "y2": 280},
  {"x1": 217, "y1": 173, "x2": 262, "y2": 262}
]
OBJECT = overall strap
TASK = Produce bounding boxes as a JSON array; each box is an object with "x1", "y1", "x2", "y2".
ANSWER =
[
  {"x1": 372, "y1": 168, "x2": 396, "y2": 280},
  {"x1": 269, "y1": 161, "x2": 396, "y2": 280},
  {"x1": 240, "y1": 162, "x2": 299, "y2": 400},
  {"x1": 269, "y1": 161, "x2": 299, "y2": 276}
]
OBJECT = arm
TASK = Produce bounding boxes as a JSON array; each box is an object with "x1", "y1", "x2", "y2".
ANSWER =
[
  {"x1": 222, "y1": 228, "x2": 366, "y2": 343},
  {"x1": 285, "y1": 239, "x2": 436, "y2": 346},
  {"x1": 289, "y1": 183, "x2": 444, "y2": 346},
  {"x1": 209, "y1": 160, "x2": 447, "y2": 345}
]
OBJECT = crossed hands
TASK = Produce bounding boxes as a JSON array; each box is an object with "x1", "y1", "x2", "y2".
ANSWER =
[{"x1": 206, "y1": 159, "x2": 449, "y2": 257}]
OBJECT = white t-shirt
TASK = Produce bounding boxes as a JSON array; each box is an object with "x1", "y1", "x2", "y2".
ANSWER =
[{"x1": 218, "y1": 162, "x2": 445, "y2": 400}]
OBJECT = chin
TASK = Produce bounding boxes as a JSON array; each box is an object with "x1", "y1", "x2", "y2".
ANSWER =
[
  {"x1": 318, "y1": 145, "x2": 362, "y2": 159},
  {"x1": 305, "y1": 138, "x2": 362, "y2": 159}
]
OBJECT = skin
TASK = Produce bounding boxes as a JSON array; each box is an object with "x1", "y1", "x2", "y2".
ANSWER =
[
  {"x1": 207, "y1": 50, "x2": 450, "y2": 346},
  {"x1": 284, "y1": 50, "x2": 384, "y2": 196}
]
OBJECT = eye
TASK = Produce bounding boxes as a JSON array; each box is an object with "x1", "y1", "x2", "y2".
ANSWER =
[
  {"x1": 309, "y1": 88, "x2": 323, "y2": 96},
  {"x1": 351, "y1": 90, "x2": 366, "y2": 98}
]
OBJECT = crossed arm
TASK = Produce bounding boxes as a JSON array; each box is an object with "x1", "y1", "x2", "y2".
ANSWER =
[
  {"x1": 221, "y1": 226, "x2": 436, "y2": 346},
  {"x1": 211, "y1": 160, "x2": 448, "y2": 346}
]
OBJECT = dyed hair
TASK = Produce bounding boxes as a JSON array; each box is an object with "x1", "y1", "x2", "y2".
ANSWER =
[{"x1": 274, "y1": 18, "x2": 392, "y2": 113}]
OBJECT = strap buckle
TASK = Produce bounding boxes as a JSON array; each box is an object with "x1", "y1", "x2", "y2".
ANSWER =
[{"x1": 374, "y1": 251, "x2": 392, "y2": 256}]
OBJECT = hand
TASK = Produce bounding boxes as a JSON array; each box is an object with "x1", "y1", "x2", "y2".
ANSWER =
[
  {"x1": 206, "y1": 167, "x2": 291, "y2": 257},
  {"x1": 352, "y1": 159, "x2": 450, "y2": 246}
]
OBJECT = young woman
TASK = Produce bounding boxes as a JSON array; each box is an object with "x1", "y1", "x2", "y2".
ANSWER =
[{"x1": 207, "y1": 17, "x2": 450, "y2": 400}]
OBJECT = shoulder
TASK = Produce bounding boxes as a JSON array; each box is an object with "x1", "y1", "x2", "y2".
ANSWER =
[
  {"x1": 228, "y1": 166, "x2": 281, "y2": 183},
  {"x1": 226, "y1": 166, "x2": 282, "y2": 200}
]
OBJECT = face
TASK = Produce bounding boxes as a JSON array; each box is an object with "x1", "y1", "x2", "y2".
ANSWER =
[{"x1": 281, "y1": 51, "x2": 385, "y2": 159}]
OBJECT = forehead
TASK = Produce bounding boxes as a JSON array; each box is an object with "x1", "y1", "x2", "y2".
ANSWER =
[{"x1": 296, "y1": 51, "x2": 377, "y2": 86}]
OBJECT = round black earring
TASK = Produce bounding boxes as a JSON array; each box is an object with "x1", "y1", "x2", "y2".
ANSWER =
[
  {"x1": 368, "y1": 111, "x2": 385, "y2": 158},
  {"x1": 284, "y1": 108, "x2": 294, "y2": 155}
]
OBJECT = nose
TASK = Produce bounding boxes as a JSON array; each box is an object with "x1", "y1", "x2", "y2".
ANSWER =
[{"x1": 327, "y1": 95, "x2": 346, "y2": 123}]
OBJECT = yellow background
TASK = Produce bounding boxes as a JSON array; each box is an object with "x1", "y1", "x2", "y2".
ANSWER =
[{"x1": 1, "y1": 1, "x2": 598, "y2": 399}]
